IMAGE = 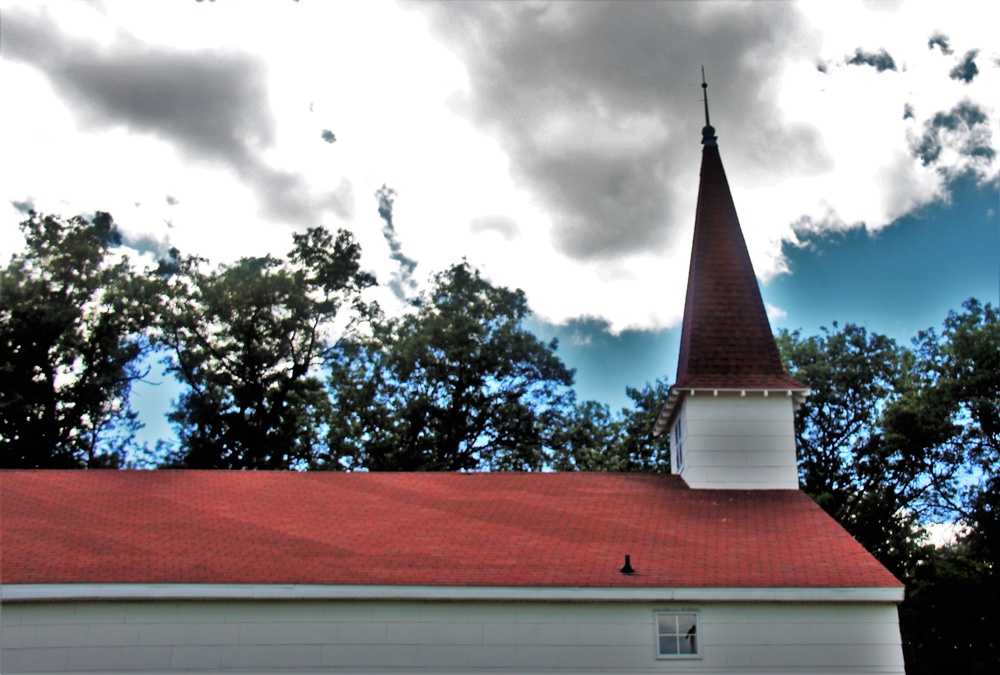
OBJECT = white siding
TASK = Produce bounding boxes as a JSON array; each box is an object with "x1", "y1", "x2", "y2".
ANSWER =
[
  {"x1": 673, "y1": 394, "x2": 799, "y2": 489},
  {"x1": 1, "y1": 600, "x2": 904, "y2": 673}
]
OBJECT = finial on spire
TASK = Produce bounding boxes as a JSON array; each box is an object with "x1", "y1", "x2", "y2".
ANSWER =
[
  {"x1": 701, "y1": 66, "x2": 710, "y2": 127},
  {"x1": 700, "y1": 66, "x2": 717, "y2": 146}
]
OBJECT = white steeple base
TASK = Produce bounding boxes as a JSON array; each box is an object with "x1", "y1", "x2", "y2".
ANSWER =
[{"x1": 670, "y1": 391, "x2": 801, "y2": 489}]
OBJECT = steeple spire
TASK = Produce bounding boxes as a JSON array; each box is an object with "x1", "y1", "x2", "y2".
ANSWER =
[
  {"x1": 654, "y1": 78, "x2": 806, "y2": 444},
  {"x1": 701, "y1": 67, "x2": 717, "y2": 146},
  {"x1": 672, "y1": 128, "x2": 801, "y2": 392}
]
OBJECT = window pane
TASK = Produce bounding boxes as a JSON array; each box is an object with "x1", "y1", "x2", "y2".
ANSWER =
[
  {"x1": 679, "y1": 631, "x2": 697, "y2": 654},
  {"x1": 678, "y1": 614, "x2": 697, "y2": 654},
  {"x1": 659, "y1": 635, "x2": 679, "y2": 655},
  {"x1": 658, "y1": 614, "x2": 678, "y2": 634},
  {"x1": 677, "y1": 613, "x2": 697, "y2": 634}
]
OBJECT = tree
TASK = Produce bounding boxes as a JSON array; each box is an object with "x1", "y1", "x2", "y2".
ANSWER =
[
  {"x1": 901, "y1": 531, "x2": 999, "y2": 674},
  {"x1": 616, "y1": 380, "x2": 673, "y2": 472},
  {"x1": 897, "y1": 300, "x2": 999, "y2": 674},
  {"x1": 550, "y1": 379, "x2": 671, "y2": 472},
  {"x1": 777, "y1": 324, "x2": 940, "y2": 574},
  {"x1": 325, "y1": 262, "x2": 574, "y2": 471},
  {"x1": 1, "y1": 212, "x2": 150, "y2": 468},
  {"x1": 155, "y1": 226, "x2": 374, "y2": 469},
  {"x1": 549, "y1": 400, "x2": 625, "y2": 471},
  {"x1": 779, "y1": 306, "x2": 1000, "y2": 673},
  {"x1": 913, "y1": 299, "x2": 999, "y2": 518}
]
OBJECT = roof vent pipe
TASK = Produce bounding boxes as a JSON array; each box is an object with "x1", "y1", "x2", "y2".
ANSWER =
[{"x1": 620, "y1": 555, "x2": 636, "y2": 574}]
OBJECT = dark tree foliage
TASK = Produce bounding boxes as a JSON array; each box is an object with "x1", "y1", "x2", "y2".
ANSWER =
[
  {"x1": 155, "y1": 226, "x2": 374, "y2": 469},
  {"x1": 325, "y1": 262, "x2": 574, "y2": 471},
  {"x1": 1, "y1": 212, "x2": 150, "y2": 468},
  {"x1": 901, "y1": 537, "x2": 999, "y2": 675},
  {"x1": 777, "y1": 323, "x2": 933, "y2": 574},
  {"x1": 913, "y1": 299, "x2": 1000, "y2": 514},
  {"x1": 898, "y1": 300, "x2": 999, "y2": 674},
  {"x1": 779, "y1": 302, "x2": 999, "y2": 673},
  {"x1": 550, "y1": 379, "x2": 671, "y2": 472},
  {"x1": 549, "y1": 400, "x2": 621, "y2": 471}
]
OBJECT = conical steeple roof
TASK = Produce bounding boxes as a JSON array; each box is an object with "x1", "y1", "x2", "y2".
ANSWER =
[{"x1": 672, "y1": 125, "x2": 805, "y2": 393}]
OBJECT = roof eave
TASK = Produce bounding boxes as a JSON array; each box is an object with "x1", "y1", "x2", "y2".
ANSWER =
[
  {"x1": 0, "y1": 583, "x2": 904, "y2": 604},
  {"x1": 654, "y1": 386, "x2": 811, "y2": 437}
]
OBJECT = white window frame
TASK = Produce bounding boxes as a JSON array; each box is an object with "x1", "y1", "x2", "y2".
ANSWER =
[
  {"x1": 655, "y1": 610, "x2": 701, "y2": 659},
  {"x1": 673, "y1": 417, "x2": 685, "y2": 471}
]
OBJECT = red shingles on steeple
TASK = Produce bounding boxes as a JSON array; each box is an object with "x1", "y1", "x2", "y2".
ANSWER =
[{"x1": 673, "y1": 128, "x2": 805, "y2": 392}]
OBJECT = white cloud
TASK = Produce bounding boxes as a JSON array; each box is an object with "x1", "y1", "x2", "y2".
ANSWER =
[
  {"x1": 733, "y1": 0, "x2": 998, "y2": 283},
  {"x1": 1, "y1": 0, "x2": 996, "y2": 335},
  {"x1": 921, "y1": 521, "x2": 970, "y2": 548},
  {"x1": 766, "y1": 304, "x2": 788, "y2": 322}
]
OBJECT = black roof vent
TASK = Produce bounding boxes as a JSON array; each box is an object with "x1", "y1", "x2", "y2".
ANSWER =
[{"x1": 620, "y1": 554, "x2": 636, "y2": 575}]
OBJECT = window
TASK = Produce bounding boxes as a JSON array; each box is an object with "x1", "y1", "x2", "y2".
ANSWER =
[
  {"x1": 673, "y1": 418, "x2": 685, "y2": 470},
  {"x1": 656, "y1": 611, "x2": 699, "y2": 658}
]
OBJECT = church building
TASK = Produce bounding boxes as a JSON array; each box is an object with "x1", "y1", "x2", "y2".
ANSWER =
[{"x1": 1, "y1": 91, "x2": 906, "y2": 673}]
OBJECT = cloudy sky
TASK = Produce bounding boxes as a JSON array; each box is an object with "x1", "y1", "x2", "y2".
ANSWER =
[{"x1": 1, "y1": 0, "x2": 997, "y2": 446}]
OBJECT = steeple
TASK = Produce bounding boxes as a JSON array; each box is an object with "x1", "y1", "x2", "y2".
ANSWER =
[
  {"x1": 673, "y1": 115, "x2": 804, "y2": 395},
  {"x1": 654, "y1": 75, "x2": 808, "y2": 489}
]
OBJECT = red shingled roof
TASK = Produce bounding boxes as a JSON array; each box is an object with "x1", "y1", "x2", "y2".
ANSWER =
[
  {"x1": 674, "y1": 131, "x2": 806, "y2": 392},
  {"x1": 1, "y1": 471, "x2": 899, "y2": 589}
]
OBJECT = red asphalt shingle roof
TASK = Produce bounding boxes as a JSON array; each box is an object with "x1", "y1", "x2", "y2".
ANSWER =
[
  {"x1": 1, "y1": 471, "x2": 899, "y2": 589},
  {"x1": 674, "y1": 133, "x2": 806, "y2": 392}
]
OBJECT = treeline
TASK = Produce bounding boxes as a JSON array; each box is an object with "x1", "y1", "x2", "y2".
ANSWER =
[
  {"x1": 0, "y1": 211, "x2": 669, "y2": 473},
  {"x1": 777, "y1": 311, "x2": 998, "y2": 673},
  {"x1": 1, "y1": 211, "x2": 996, "y2": 671}
]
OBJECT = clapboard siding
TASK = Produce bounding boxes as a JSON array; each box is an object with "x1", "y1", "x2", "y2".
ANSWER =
[
  {"x1": 674, "y1": 394, "x2": 800, "y2": 489},
  {"x1": 1, "y1": 600, "x2": 904, "y2": 673}
]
